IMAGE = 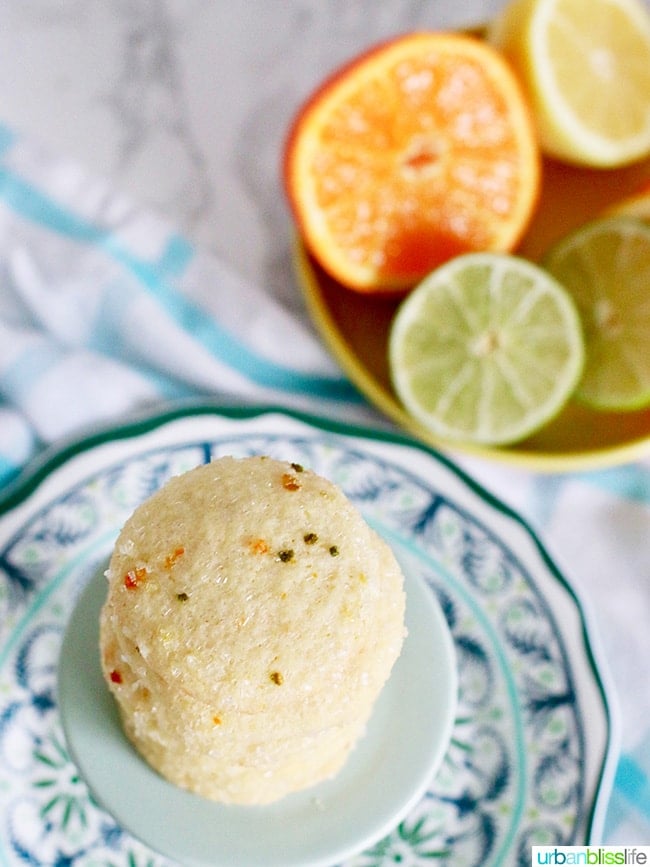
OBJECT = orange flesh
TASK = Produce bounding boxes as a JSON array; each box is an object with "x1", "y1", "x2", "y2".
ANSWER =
[{"x1": 285, "y1": 33, "x2": 541, "y2": 292}]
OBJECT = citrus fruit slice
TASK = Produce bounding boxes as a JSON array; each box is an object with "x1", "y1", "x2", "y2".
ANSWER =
[
  {"x1": 388, "y1": 252, "x2": 584, "y2": 445},
  {"x1": 603, "y1": 178, "x2": 650, "y2": 222},
  {"x1": 284, "y1": 32, "x2": 540, "y2": 294},
  {"x1": 544, "y1": 217, "x2": 650, "y2": 410},
  {"x1": 488, "y1": 0, "x2": 650, "y2": 168}
]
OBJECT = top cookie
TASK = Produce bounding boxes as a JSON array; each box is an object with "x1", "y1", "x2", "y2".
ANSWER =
[{"x1": 103, "y1": 456, "x2": 406, "y2": 727}]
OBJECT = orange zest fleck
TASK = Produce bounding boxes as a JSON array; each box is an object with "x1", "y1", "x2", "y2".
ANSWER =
[
  {"x1": 248, "y1": 538, "x2": 270, "y2": 555},
  {"x1": 282, "y1": 473, "x2": 301, "y2": 491},
  {"x1": 164, "y1": 546, "x2": 185, "y2": 568},
  {"x1": 212, "y1": 715, "x2": 222, "y2": 725},
  {"x1": 124, "y1": 566, "x2": 148, "y2": 590}
]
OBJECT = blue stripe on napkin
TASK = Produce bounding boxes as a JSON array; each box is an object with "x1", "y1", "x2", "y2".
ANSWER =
[
  {"x1": 605, "y1": 746, "x2": 650, "y2": 842},
  {"x1": 0, "y1": 165, "x2": 359, "y2": 404},
  {"x1": 615, "y1": 751, "x2": 650, "y2": 821},
  {"x1": 529, "y1": 465, "x2": 650, "y2": 533},
  {"x1": 0, "y1": 454, "x2": 19, "y2": 488},
  {"x1": 0, "y1": 123, "x2": 15, "y2": 156},
  {"x1": 1, "y1": 342, "x2": 64, "y2": 402},
  {"x1": 155, "y1": 233, "x2": 195, "y2": 278},
  {"x1": 115, "y1": 252, "x2": 360, "y2": 400},
  {"x1": 584, "y1": 465, "x2": 650, "y2": 507},
  {"x1": 0, "y1": 166, "x2": 105, "y2": 245}
]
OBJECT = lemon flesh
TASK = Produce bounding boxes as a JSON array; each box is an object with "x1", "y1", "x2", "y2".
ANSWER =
[
  {"x1": 389, "y1": 252, "x2": 585, "y2": 445},
  {"x1": 489, "y1": 0, "x2": 650, "y2": 167},
  {"x1": 545, "y1": 217, "x2": 650, "y2": 410}
]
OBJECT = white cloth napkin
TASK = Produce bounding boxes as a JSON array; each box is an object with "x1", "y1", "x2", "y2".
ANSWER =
[
  {"x1": 0, "y1": 123, "x2": 379, "y2": 484},
  {"x1": 0, "y1": 122, "x2": 649, "y2": 854}
]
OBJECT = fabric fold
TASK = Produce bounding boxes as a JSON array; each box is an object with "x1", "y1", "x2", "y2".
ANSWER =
[{"x1": 0, "y1": 127, "x2": 372, "y2": 487}]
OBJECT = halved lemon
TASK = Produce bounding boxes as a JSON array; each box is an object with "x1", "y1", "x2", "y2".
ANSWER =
[{"x1": 489, "y1": 0, "x2": 650, "y2": 167}]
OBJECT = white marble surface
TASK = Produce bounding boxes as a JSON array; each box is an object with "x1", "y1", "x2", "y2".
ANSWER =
[
  {"x1": 2, "y1": 2, "x2": 650, "y2": 853},
  {"x1": 0, "y1": 0, "x2": 503, "y2": 308}
]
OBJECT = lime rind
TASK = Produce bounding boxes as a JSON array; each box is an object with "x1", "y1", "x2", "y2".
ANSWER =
[
  {"x1": 389, "y1": 252, "x2": 585, "y2": 446},
  {"x1": 544, "y1": 216, "x2": 650, "y2": 411}
]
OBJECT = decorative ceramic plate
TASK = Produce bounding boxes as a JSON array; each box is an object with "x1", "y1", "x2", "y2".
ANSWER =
[
  {"x1": 57, "y1": 547, "x2": 456, "y2": 867},
  {"x1": 0, "y1": 404, "x2": 616, "y2": 867},
  {"x1": 295, "y1": 153, "x2": 650, "y2": 472}
]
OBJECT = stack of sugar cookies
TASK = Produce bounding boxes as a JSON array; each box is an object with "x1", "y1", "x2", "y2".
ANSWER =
[{"x1": 100, "y1": 455, "x2": 406, "y2": 805}]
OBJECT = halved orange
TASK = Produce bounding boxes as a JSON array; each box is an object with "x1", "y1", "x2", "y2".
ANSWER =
[{"x1": 283, "y1": 32, "x2": 541, "y2": 294}]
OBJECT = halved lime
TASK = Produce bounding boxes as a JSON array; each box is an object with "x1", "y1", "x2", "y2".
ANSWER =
[
  {"x1": 544, "y1": 217, "x2": 650, "y2": 411},
  {"x1": 388, "y1": 252, "x2": 585, "y2": 445}
]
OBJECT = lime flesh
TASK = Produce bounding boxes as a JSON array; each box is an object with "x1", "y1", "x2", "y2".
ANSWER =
[
  {"x1": 389, "y1": 252, "x2": 585, "y2": 445},
  {"x1": 545, "y1": 217, "x2": 650, "y2": 411}
]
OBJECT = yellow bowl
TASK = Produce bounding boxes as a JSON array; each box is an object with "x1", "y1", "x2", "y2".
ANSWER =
[{"x1": 294, "y1": 153, "x2": 650, "y2": 473}]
